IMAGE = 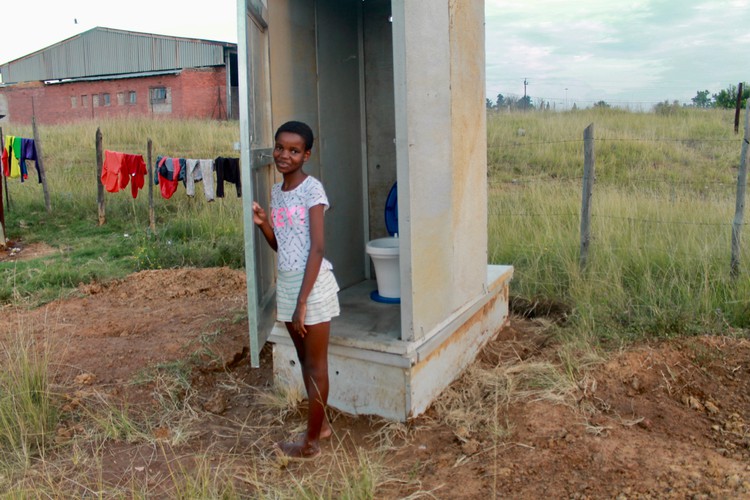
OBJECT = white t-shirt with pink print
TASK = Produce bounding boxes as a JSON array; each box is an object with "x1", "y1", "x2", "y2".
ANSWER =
[{"x1": 270, "y1": 175, "x2": 333, "y2": 272}]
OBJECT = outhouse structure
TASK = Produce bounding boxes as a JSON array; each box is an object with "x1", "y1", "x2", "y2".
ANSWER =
[{"x1": 237, "y1": 0, "x2": 513, "y2": 421}]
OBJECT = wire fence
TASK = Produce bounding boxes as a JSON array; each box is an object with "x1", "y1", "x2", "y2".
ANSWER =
[{"x1": 486, "y1": 113, "x2": 750, "y2": 278}]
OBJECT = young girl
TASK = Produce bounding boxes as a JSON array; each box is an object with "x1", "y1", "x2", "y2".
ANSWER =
[{"x1": 252, "y1": 121, "x2": 339, "y2": 458}]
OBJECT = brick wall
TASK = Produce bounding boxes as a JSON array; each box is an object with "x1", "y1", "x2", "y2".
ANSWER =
[{"x1": 0, "y1": 67, "x2": 228, "y2": 125}]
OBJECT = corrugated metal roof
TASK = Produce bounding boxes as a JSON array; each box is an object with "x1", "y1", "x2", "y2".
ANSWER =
[
  {"x1": 45, "y1": 69, "x2": 182, "y2": 84},
  {"x1": 0, "y1": 27, "x2": 236, "y2": 84}
]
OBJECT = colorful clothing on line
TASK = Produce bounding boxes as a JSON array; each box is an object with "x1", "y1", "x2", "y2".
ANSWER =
[
  {"x1": 12, "y1": 137, "x2": 22, "y2": 179},
  {"x1": 214, "y1": 156, "x2": 241, "y2": 198},
  {"x1": 156, "y1": 156, "x2": 183, "y2": 199},
  {"x1": 154, "y1": 156, "x2": 186, "y2": 185},
  {"x1": 20, "y1": 139, "x2": 41, "y2": 183},
  {"x1": 185, "y1": 159, "x2": 215, "y2": 201},
  {"x1": 3, "y1": 136, "x2": 21, "y2": 178},
  {"x1": 1, "y1": 138, "x2": 9, "y2": 177},
  {"x1": 101, "y1": 150, "x2": 147, "y2": 198}
]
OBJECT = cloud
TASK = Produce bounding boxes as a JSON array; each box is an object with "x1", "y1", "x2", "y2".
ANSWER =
[{"x1": 484, "y1": 0, "x2": 750, "y2": 105}]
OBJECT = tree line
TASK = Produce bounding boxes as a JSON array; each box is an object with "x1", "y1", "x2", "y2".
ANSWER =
[
  {"x1": 691, "y1": 83, "x2": 749, "y2": 109},
  {"x1": 486, "y1": 83, "x2": 749, "y2": 112},
  {"x1": 486, "y1": 94, "x2": 535, "y2": 111}
]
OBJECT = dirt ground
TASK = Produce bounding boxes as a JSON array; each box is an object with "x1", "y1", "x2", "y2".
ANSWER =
[{"x1": 3, "y1": 247, "x2": 750, "y2": 498}]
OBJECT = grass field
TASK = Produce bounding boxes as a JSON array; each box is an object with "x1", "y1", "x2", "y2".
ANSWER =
[
  {"x1": 2, "y1": 109, "x2": 749, "y2": 335},
  {"x1": 486, "y1": 107, "x2": 750, "y2": 341},
  {"x1": 0, "y1": 118, "x2": 244, "y2": 305},
  {"x1": 1, "y1": 109, "x2": 749, "y2": 495}
]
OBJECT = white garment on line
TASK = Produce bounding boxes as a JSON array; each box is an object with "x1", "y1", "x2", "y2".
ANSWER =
[{"x1": 185, "y1": 159, "x2": 215, "y2": 201}]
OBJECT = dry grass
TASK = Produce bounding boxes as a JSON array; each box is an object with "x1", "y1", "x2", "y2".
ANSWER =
[
  {"x1": 0, "y1": 339, "x2": 401, "y2": 498},
  {"x1": 488, "y1": 108, "x2": 750, "y2": 339}
]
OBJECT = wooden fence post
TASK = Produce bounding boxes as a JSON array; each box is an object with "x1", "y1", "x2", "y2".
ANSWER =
[
  {"x1": 31, "y1": 112, "x2": 51, "y2": 214},
  {"x1": 96, "y1": 127, "x2": 105, "y2": 225},
  {"x1": 580, "y1": 123, "x2": 595, "y2": 270},
  {"x1": 731, "y1": 99, "x2": 750, "y2": 278},
  {"x1": 147, "y1": 138, "x2": 155, "y2": 232}
]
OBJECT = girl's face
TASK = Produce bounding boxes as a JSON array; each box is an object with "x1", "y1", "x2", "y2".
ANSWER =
[{"x1": 273, "y1": 132, "x2": 311, "y2": 176}]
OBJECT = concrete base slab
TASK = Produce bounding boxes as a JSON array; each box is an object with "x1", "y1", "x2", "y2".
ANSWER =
[{"x1": 270, "y1": 264, "x2": 512, "y2": 421}]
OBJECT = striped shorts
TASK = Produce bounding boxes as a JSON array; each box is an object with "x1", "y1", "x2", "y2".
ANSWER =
[{"x1": 276, "y1": 268, "x2": 340, "y2": 325}]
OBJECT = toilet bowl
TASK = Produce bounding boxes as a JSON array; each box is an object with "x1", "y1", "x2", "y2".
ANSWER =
[
  {"x1": 366, "y1": 182, "x2": 400, "y2": 303},
  {"x1": 366, "y1": 236, "x2": 400, "y2": 301}
]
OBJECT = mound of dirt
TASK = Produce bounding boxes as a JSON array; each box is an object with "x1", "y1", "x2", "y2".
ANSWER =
[
  {"x1": 0, "y1": 267, "x2": 249, "y2": 386},
  {"x1": 2, "y1": 267, "x2": 749, "y2": 498}
]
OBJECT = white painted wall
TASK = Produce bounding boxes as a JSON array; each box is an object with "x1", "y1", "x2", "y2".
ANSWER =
[{"x1": 392, "y1": 0, "x2": 487, "y2": 342}]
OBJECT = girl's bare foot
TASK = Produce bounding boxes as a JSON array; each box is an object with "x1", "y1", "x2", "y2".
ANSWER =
[
  {"x1": 296, "y1": 419, "x2": 332, "y2": 442},
  {"x1": 276, "y1": 439, "x2": 321, "y2": 458},
  {"x1": 320, "y1": 419, "x2": 333, "y2": 439}
]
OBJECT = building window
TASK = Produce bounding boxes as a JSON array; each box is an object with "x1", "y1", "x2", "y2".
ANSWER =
[
  {"x1": 92, "y1": 94, "x2": 99, "y2": 107},
  {"x1": 150, "y1": 87, "x2": 167, "y2": 103},
  {"x1": 129, "y1": 91, "x2": 137, "y2": 104},
  {"x1": 149, "y1": 87, "x2": 171, "y2": 114},
  {"x1": 71, "y1": 96, "x2": 78, "y2": 109},
  {"x1": 81, "y1": 95, "x2": 88, "y2": 108},
  {"x1": 117, "y1": 92, "x2": 125, "y2": 106},
  {"x1": 102, "y1": 93, "x2": 111, "y2": 106}
]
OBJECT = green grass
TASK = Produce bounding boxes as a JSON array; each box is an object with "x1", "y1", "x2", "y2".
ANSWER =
[
  {"x1": 1, "y1": 118, "x2": 244, "y2": 306},
  {"x1": 488, "y1": 107, "x2": 750, "y2": 340},
  {"x1": 0, "y1": 332, "x2": 58, "y2": 472},
  {"x1": 4, "y1": 110, "x2": 749, "y2": 336}
]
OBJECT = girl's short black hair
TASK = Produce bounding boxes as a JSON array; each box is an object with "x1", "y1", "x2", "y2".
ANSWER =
[{"x1": 275, "y1": 121, "x2": 315, "y2": 151}]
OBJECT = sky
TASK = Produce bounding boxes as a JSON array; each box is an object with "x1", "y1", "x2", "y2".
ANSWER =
[{"x1": 1, "y1": 0, "x2": 748, "y2": 110}]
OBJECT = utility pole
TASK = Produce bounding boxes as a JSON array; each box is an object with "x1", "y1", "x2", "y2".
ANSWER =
[{"x1": 523, "y1": 78, "x2": 529, "y2": 110}]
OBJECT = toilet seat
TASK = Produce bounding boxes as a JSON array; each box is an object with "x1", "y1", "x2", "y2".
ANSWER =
[{"x1": 384, "y1": 182, "x2": 398, "y2": 236}]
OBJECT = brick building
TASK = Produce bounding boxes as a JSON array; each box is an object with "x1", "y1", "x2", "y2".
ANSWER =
[{"x1": 0, "y1": 27, "x2": 238, "y2": 125}]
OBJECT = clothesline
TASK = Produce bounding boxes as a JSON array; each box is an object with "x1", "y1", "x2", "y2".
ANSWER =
[{"x1": 102, "y1": 150, "x2": 241, "y2": 201}]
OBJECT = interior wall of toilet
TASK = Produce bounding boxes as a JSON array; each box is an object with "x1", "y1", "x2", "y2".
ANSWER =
[
  {"x1": 268, "y1": 0, "x2": 397, "y2": 289},
  {"x1": 364, "y1": 0, "x2": 397, "y2": 241}
]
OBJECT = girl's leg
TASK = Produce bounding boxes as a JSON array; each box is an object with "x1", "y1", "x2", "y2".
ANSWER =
[
  {"x1": 279, "y1": 321, "x2": 331, "y2": 457},
  {"x1": 285, "y1": 322, "x2": 332, "y2": 440},
  {"x1": 300, "y1": 321, "x2": 330, "y2": 445}
]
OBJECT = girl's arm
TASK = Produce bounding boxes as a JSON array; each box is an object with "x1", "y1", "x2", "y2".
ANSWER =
[
  {"x1": 252, "y1": 201, "x2": 278, "y2": 252},
  {"x1": 292, "y1": 203, "x2": 326, "y2": 336}
]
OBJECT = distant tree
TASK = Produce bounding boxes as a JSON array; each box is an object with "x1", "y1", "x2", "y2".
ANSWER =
[
  {"x1": 486, "y1": 98, "x2": 495, "y2": 110},
  {"x1": 691, "y1": 90, "x2": 712, "y2": 108},
  {"x1": 654, "y1": 100, "x2": 685, "y2": 115},
  {"x1": 713, "y1": 83, "x2": 749, "y2": 109},
  {"x1": 518, "y1": 95, "x2": 533, "y2": 111},
  {"x1": 496, "y1": 93, "x2": 505, "y2": 108},
  {"x1": 593, "y1": 100, "x2": 611, "y2": 109},
  {"x1": 571, "y1": 103, "x2": 578, "y2": 111}
]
